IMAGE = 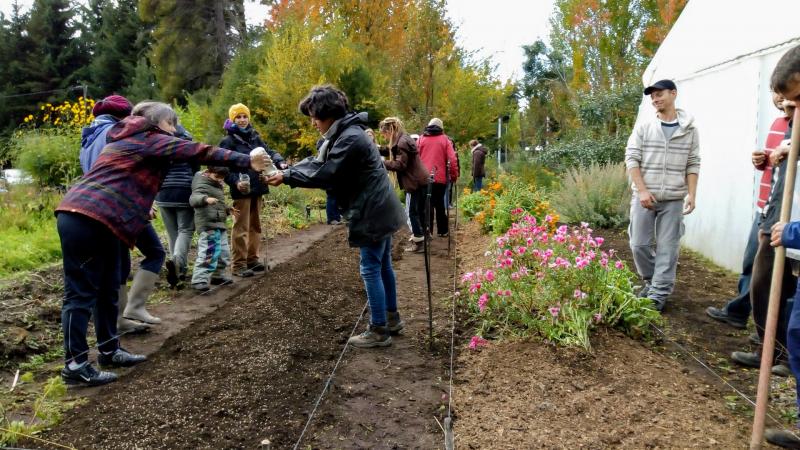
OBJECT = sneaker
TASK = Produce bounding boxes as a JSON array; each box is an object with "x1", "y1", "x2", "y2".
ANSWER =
[
  {"x1": 705, "y1": 306, "x2": 748, "y2": 329},
  {"x1": 637, "y1": 281, "x2": 652, "y2": 298},
  {"x1": 165, "y1": 258, "x2": 179, "y2": 288},
  {"x1": 61, "y1": 363, "x2": 118, "y2": 387},
  {"x1": 404, "y1": 241, "x2": 424, "y2": 253},
  {"x1": 248, "y1": 262, "x2": 266, "y2": 273},
  {"x1": 210, "y1": 277, "x2": 233, "y2": 286},
  {"x1": 348, "y1": 325, "x2": 392, "y2": 348},
  {"x1": 773, "y1": 363, "x2": 794, "y2": 377},
  {"x1": 750, "y1": 332, "x2": 762, "y2": 345},
  {"x1": 98, "y1": 348, "x2": 147, "y2": 368},
  {"x1": 386, "y1": 311, "x2": 405, "y2": 335},
  {"x1": 650, "y1": 297, "x2": 666, "y2": 312},
  {"x1": 192, "y1": 282, "x2": 210, "y2": 292},
  {"x1": 731, "y1": 351, "x2": 760, "y2": 368},
  {"x1": 438, "y1": 232, "x2": 449, "y2": 238},
  {"x1": 328, "y1": 220, "x2": 342, "y2": 226},
  {"x1": 234, "y1": 268, "x2": 254, "y2": 278},
  {"x1": 765, "y1": 428, "x2": 800, "y2": 448}
]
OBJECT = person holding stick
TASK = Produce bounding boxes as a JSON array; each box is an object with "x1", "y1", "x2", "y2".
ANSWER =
[
  {"x1": 266, "y1": 85, "x2": 407, "y2": 348},
  {"x1": 761, "y1": 45, "x2": 800, "y2": 448}
]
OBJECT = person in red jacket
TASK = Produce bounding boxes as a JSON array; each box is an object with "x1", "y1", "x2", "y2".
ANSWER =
[{"x1": 417, "y1": 118, "x2": 458, "y2": 237}]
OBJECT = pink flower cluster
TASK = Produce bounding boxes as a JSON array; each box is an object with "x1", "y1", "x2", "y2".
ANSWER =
[{"x1": 469, "y1": 335, "x2": 489, "y2": 349}]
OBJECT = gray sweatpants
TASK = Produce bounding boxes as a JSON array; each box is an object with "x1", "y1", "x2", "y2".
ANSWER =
[{"x1": 628, "y1": 196, "x2": 684, "y2": 301}]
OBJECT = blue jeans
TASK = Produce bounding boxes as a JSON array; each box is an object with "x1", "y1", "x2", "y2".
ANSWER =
[
  {"x1": 326, "y1": 192, "x2": 341, "y2": 224},
  {"x1": 135, "y1": 222, "x2": 166, "y2": 274},
  {"x1": 722, "y1": 215, "x2": 760, "y2": 319},
  {"x1": 787, "y1": 279, "x2": 800, "y2": 413},
  {"x1": 57, "y1": 212, "x2": 121, "y2": 365},
  {"x1": 359, "y1": 237, "x2": 397, "y2": 326},
  {"x1": 473, "y1": 176, "x2": 483, "y2": 192}
]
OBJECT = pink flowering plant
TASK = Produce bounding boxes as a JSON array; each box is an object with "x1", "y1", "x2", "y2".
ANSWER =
[{"x1": 460, "y1": 212, "x2": 661, "y2": 350}]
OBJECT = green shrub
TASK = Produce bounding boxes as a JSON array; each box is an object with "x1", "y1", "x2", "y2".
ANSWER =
[
  {"x1": 534, "y1": 132, "x2": 626, "y2": 173},
  {"x1": 551, "y1": 162, "x2": 630, "y2": 228},
  {"x1": 459, "y1": 190, "x2": 488, "y2": 220},
  {"x1": 12, "y1": 129, "x2": 81, "y2": 187},
  {"x1": 503, "y1": 158, "x2": 559, "y2": 190}
]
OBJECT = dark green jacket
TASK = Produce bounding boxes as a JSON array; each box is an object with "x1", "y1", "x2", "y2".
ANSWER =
[{"x1": 189, "y1": 172, "x2": 229, "y2": 232}]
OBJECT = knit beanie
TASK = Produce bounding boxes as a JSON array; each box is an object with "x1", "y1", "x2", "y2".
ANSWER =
[
  {"x1": 229, "y1": 103, "x2": 250, "y2": 121},
  {"x1": 428, "y1": 117, "x2": 444, "y2": 129},
  {"x1": 92, "y1": 95, "x2": 133, "y2": 119}
]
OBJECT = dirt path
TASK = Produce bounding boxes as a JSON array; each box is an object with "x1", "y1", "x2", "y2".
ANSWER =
[
  {"x1": 452, "y1": 222, "x2": 756, "y2": 449},
  {"x1": 37, "y1": 225, "x2": 458, "y2": 449},
  {"x1": 302, "y1": 232, "x2": 456, "y2": 449}
]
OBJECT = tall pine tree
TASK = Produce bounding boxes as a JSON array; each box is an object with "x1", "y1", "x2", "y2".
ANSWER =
[
  {"x1": 89, "y1": 0, "x2": 152, "y2": 96},
  {"x1": 139, "y1": 0, "x2": 246, "y2": 101}
]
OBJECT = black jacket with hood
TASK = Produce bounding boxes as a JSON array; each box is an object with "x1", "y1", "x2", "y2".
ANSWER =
[{"x1": 283, "y1": 112, "x2": 406, "y2": 247}]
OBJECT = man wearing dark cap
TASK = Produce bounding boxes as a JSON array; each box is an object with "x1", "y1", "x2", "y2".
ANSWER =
[
  {"x1": 80, "y1": 95, "x2": 133, "y2": 173},
  {"x1": 624, "y1": 79, "x2": 700, "y2": 312}
]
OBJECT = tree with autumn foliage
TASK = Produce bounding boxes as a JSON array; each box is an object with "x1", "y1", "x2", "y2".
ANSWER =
[{"x1": 522, "y1": 0, "x2": 687, "y2": 163}]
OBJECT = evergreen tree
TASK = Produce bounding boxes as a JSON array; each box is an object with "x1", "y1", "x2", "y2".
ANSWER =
[
  {"x1": 0, "y1": 2, "x2": 35, "y2": 135},
  {"x1": 139, "y1": 0, "x2": 247, "y2": 101},
  {"x1": 21, "y1": 0, "x2": 91, "y2": 100},
  {"x1": 89, "y1": 0, "x2": 152, "y2": 96}
]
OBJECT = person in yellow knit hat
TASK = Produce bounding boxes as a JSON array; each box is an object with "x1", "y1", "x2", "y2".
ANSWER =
[{"x1": 219, "y1": 103, "x2": 287, "y2": 277}]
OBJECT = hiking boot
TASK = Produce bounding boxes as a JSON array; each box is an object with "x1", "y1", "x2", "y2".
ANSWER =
[
  {"x1": 192, "y1": 282, "x2": 210, "y2": 292},
  {"x1": 731, "y1": 351, "x2": 760, "y2": 368},
  {"x1": 98, "y1": 348, "x2": 147, "y2": 368},
  {"x1": 248, "y1": 262, "x2": 266, "y2": 273},
  {"x1": 348, "y1": 325, "x2": 392, "y2": 348},
  {"x1": 705, "y1": 306, "x2": 748, "y2": 329},
  {"x1": 773, "y1": 364, "x2": 794, "y2": 377},
  {"x1": 386, "y1": 311, "x2": 405, "y2": 335},
  {"x1": 210, "y1": 277, "x2": 233, "y2": 286},
  {"x1": 61, "y1": 363, "x2": 117, "y2": 387},
  {"x1": 165, "y1": 258, "x2": 179, "y2": 288},
  {"x1": 234, "y1": 268, "x2": 255, "y2": 278},
  {"x1": 750, "y1": 332, "x2": 762, "y2": 345},
  {"x1": 766, "y1": 428, "x2": 800, "y2": 448}
]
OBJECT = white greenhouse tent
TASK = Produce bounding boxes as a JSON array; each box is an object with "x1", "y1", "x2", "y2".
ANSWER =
[{"x1": 636, "y1": 0, "x2": 800, "y2": 272}]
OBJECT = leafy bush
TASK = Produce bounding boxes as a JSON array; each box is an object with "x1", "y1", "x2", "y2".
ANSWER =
[
  {"x1": 460, "y1": 214, "x2": 661, "y2": 350},
  {"x1": 534, "y1": 132, "x2": 627, "y2": 173},
  {"x1": 459, "y1": 175, "x2": 556, "y2": 235},
  {"x1": 12, "y1": 129, "x2": 81, "y2": 187},
  {"x1": 503, "y1": 158, "x2": 559, "y2": 190},
  {"x1": 551, "y1": 162, "x2": 630, "y2": 228}
]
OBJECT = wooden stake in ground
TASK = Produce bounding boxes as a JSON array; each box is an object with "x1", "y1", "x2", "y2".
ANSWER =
[{"x1": 751, "y1": 107, "x2": 800, "y2": 449}]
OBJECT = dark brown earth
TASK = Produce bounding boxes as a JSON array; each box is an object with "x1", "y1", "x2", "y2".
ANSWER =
[
  {"x1": 36, "y1": 224, "x2": 458, "y2": 450},
  {"x1": 452, "y1": 222, "x2": 788, "y2": 449},
  {"x1": 15, "y1": 219, "x2": 796, "y2": 449}
]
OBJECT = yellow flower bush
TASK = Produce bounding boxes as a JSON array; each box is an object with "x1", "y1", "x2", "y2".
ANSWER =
[{"x1": 21, "y1": 97, "x2": 96, "y2": 131}]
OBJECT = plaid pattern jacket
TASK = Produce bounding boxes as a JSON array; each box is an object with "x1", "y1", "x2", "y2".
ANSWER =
[
  {"x1": 625, "y1": 108, "x2": 701, "y2": 202},
  {"x1": 57, "y1": 116, "x2": 250, "y2": 247}
]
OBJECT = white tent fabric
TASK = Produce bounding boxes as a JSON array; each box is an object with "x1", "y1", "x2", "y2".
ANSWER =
[{"x1": 634, "y1": 0, "x2": 800, "y2": 272}]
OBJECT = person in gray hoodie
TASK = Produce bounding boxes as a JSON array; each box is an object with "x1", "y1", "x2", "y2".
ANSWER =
[
  {"x1": 189, "y1": 166, "x2": 236, "y2": 292},
  {"x1": 624, "y1": 79, "x2": 700, "y2": 312}
]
